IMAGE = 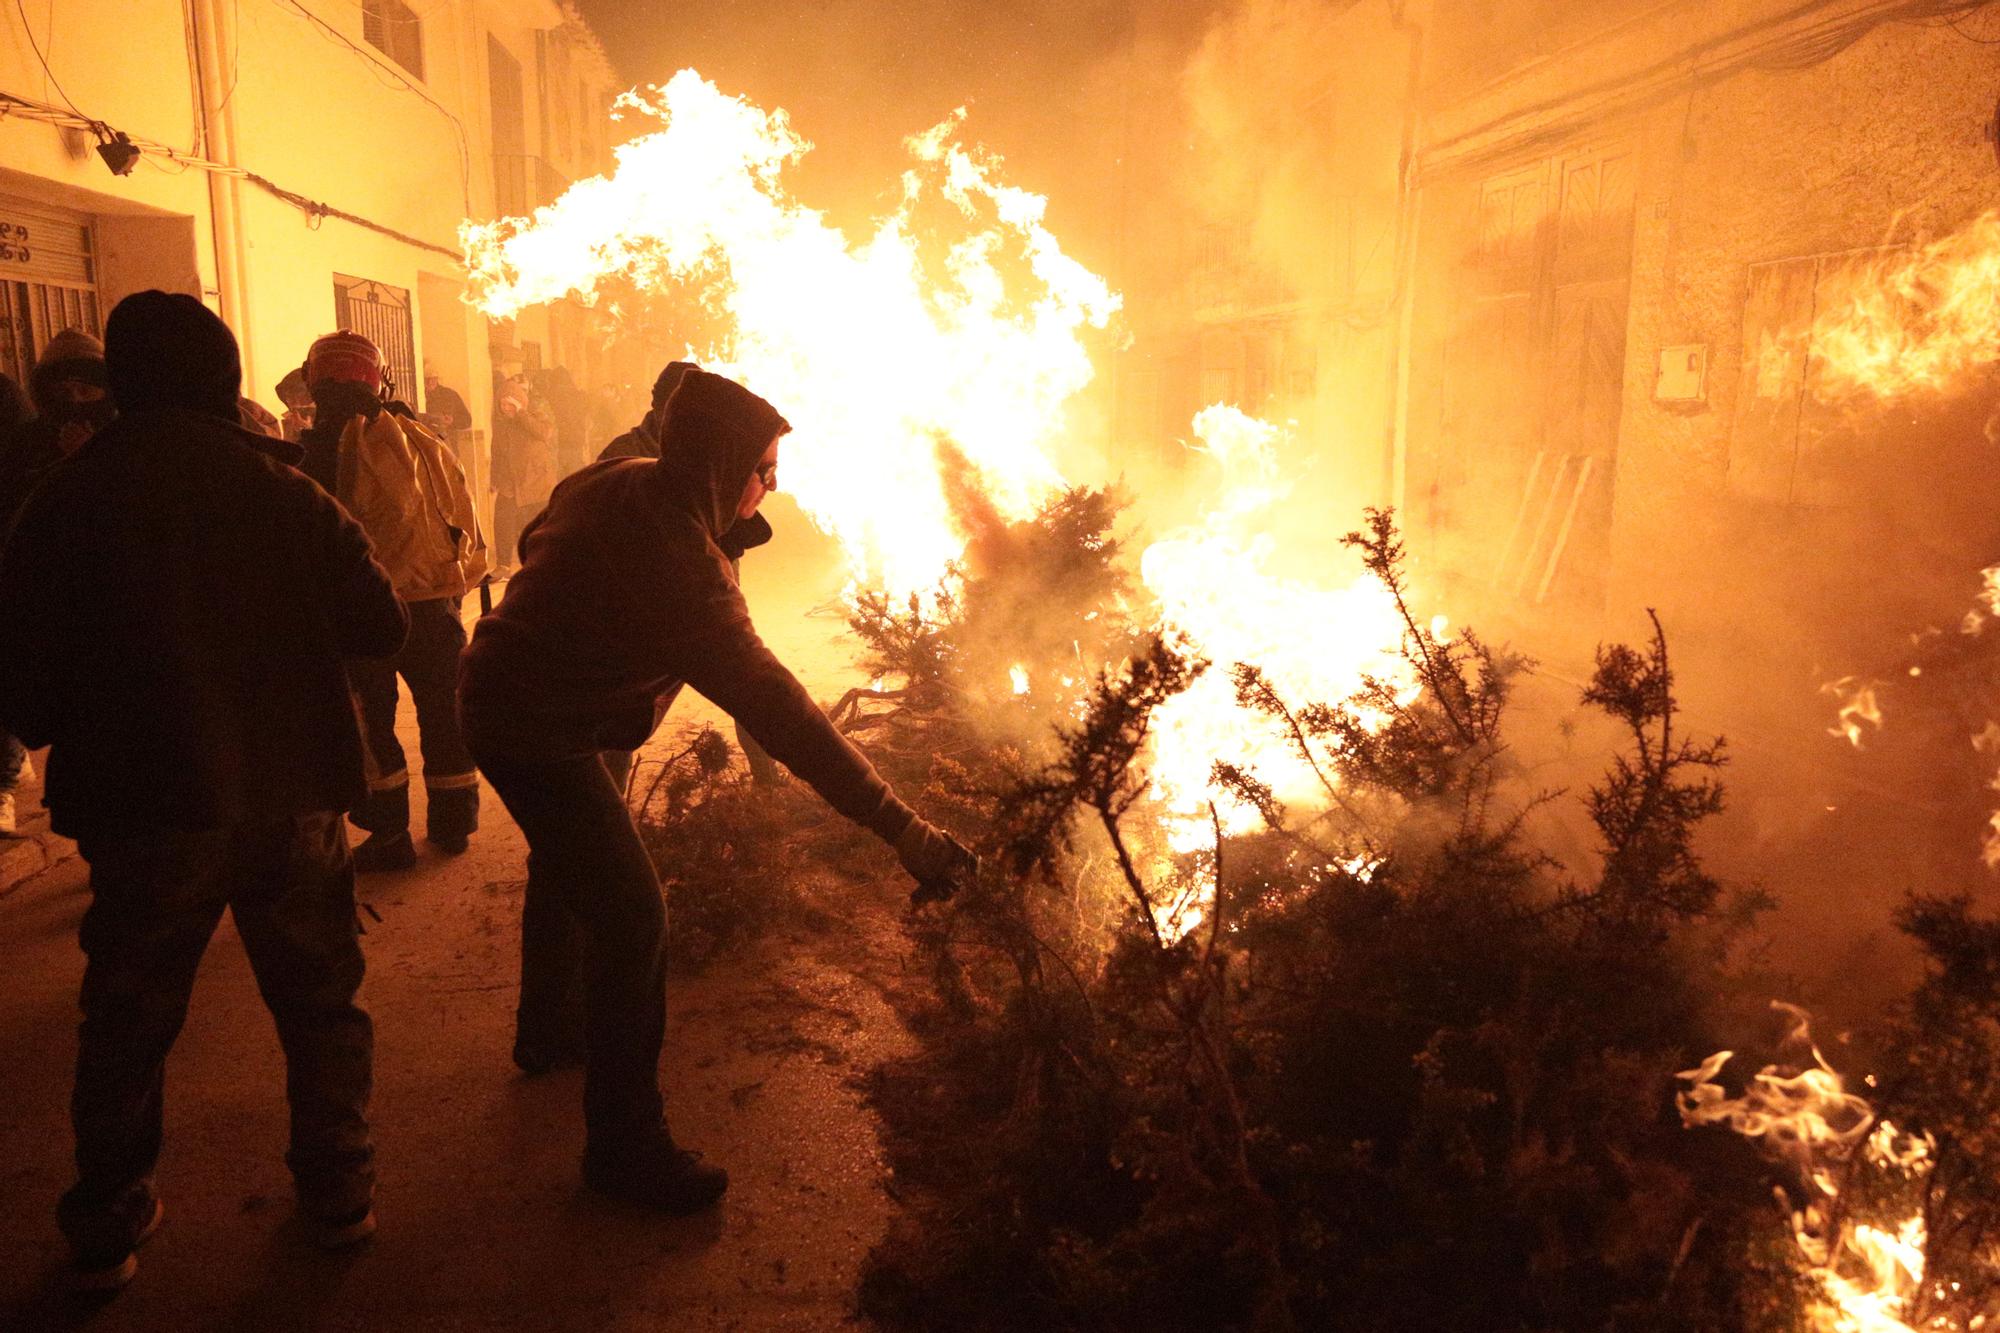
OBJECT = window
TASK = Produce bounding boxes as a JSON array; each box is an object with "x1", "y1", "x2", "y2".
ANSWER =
[
  {"x1": 0, "y1": 196, "x2": 101, "y2": 387},
  {"x1": 489, "y1": 37, "x2": 530, "y2": 215},
  {"x1": 332, "y1": 275, "x2": 418, "y2": 405},
  {"x1": 362, "y1": 0, "x2": 424, "y2": 80},
  {"x1": 538, "y1": 40, "x2": 574, "y2": 162},
  {"x1": 488, "y1": 36, "x2": 525, "y2": 158}
]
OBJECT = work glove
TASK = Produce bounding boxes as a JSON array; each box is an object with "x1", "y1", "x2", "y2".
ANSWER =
[{"x1": 895, "y1": 818, "x2": 978, "y2": 905}]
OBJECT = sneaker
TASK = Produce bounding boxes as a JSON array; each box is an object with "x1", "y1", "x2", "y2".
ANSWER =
[
  {"x1": 350, "y1": 831, "x2": 417, "y2": 874},
  {"x1": 312, "y1": 1205, "x2": 377, "y2": 1250},
  {"x1": 70, "y1": 1196, "x2": 163, "y2": 1293},
  {"x1": 584, "y1": 1136, "x2": 728, "y2": 1215},
  {"x1": 0, "y1": 792, "x2": 16, "y2": 838},
  {"x1": 427, "y1": 832, "x2": 470, "y2": 855}
]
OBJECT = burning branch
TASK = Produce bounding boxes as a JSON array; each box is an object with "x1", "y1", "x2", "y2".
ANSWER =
[{"x1": 1679, "y1": 1003, "x2": 1938, "y2": 1333}]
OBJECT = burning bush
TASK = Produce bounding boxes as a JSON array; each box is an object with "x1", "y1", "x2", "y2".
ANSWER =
[
  {"x1": 856, "y1": 505, "x2": 1804, "y2": 1331},
  {"x1": 1871, "y1": 894, "x2": 2000, "y2": 1324},
  {"x1": 1681, "y1": 897, "x2": 2000, "y2": 1331},
  {"x1": 624, "y1": 488, "x2": 2000, "y2": 1329}
]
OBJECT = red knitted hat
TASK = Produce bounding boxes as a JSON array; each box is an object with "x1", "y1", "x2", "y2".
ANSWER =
[{"x1": 304, "y1": 329, "x2": 382, "y2": 391}]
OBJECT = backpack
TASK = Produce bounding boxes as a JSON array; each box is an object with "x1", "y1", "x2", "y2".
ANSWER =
[{"x1": 336, "y1": 411, "x2": 490, "y2": 601}]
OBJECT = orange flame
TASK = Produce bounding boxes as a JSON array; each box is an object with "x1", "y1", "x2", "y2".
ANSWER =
[
  {"x1": 460, "y1": 76, "x2": 1417, "y2": 946},
  {"x1": 1824, "y1": 677, "x2": 1885, "y2": 749},
  {"x1": 461, "y1": 70, "x2": 1119, "y2": 598},
  {"x1": 1810, "y1": 212, "x2": 2000, "y2": 402},
  {"x1": 1140, "y1": 406, "x2": 1414, "y2": 939},
  {"x1": 1679, "y1": 1003, "x2": 1938, "y2": 1332}
]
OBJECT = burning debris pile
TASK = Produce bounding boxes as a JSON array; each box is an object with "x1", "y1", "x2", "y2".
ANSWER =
[
  {"x1": 851, "y1": 508, "x2": 1808, "y2": 1330},
  {"x1": 1679, "y1": 891, "x2": 2000, "y2": 1333},
  {"x1": 463, "y1": 72, "x2": 2000, "y2": 1333},
  {"x1": 461, "y1": 69, "x2": 1416, "y2": 939}
]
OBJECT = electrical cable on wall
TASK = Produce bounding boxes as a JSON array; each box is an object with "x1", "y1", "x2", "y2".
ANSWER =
[
  {"x1": 1422, "y1": 0, "x2": 1992, "y2": 177},
  {"x1": 271, "y1": 0, "x2": 472, "y2": 215},
  {"x1": 0, "y1": 88, "x2": 463, "y2": 262},
  {"x1": 12, "y1": 0, "x2": 90, "y2": 124}
]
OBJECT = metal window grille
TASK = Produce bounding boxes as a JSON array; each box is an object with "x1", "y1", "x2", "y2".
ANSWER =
[
  {"x1": 1, "y1": 280, "x2": 101, "y2": 390},
  {"x1": 332, "y1": 275, "x2": 418, "y2": 405},
  {"x1": 361, "y1": 0, "x2": 424, "y2": 80},
  {"x1": 0, "y1": 199, "x2": 101, "y2": 388}
]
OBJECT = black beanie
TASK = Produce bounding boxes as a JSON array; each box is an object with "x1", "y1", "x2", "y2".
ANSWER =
[{"x1": 104, "y1": 290, "x2": 242, "y2": 421}]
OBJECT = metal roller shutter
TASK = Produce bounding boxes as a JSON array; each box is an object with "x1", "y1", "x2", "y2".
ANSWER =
[{"x1": 0, "y1": 195, "x2": 101, "y2": 388}]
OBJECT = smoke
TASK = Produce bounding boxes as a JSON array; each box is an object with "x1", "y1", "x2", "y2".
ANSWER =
[{"x1": 1182, "y1": 0, "x2": 1400, "y2": 306}]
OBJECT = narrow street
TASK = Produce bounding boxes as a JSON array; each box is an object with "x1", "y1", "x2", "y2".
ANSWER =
[{"x1": 0, "y1": 553, "x2": 921, "y2": 1332}]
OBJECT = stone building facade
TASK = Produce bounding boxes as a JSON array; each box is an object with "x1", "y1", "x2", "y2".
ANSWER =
[{"x1": 1119, "y1": 0, "x2": 2000, "y2": 982}]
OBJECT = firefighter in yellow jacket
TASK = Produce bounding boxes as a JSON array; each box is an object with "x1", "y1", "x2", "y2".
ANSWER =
[{"x1": 298, "y1": 331, "x2": 489, "y2": 871}]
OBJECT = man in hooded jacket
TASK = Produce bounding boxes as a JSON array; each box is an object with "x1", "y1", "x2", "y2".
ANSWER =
[
  {"x1": 0, "y1": 291, "x2": 408, "y2": 1287},
  {"x1": 592, "y1": 360, "x2": 782, "y2": 793},
  {"x1": 459, "y1": 367, "x2": 973, "y2": 1213}
]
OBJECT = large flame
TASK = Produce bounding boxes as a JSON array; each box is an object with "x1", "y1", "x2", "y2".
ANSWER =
[
  {"x1": 461, "y1": 70, "x2": 1119, "y2": 597},
  {"x1": 462, "y1": 74, "x2": 1414, "y2": 943},
  {"x1": 1810, "y1": 211, "x2": 2000, "y2": 402},
  {"x1": 1142, "y1": 406, "x2": 1413, "y2": 850},
  {"x1": 1679, "y1": 1003, "x2": 1939, "y2": 1332}
]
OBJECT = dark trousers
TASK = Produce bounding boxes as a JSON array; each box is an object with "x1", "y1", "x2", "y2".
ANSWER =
[
  {"x1": 62, "y1": 814, "x2": 373, "y2": 1261},
  {"x1": 477, "y1": 752, "x2": 667, "y2": 1150},
  {"x1": 349, "y1": 596, "x2": 479, "y2": 842}
]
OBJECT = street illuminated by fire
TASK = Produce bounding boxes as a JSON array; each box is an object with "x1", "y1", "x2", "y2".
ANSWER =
[{"x1": 15, "y1": 3, "x2": 2000, "y2": 1329}]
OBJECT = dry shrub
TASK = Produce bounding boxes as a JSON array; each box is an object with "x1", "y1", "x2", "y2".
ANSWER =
[
  {"x1": 859, "y1": 504, "x2": 1807, "y2": 1332},
  {"x1": 630, "y1": 724, "x2": 836, "y2": 969}
]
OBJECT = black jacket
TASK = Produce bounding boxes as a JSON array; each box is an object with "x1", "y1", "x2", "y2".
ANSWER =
[
  {"x1": 0, "y1": 420, "x2": 61, "y2": 539},
  {"x1": 0, "y1": 407, "x2": 408, "y2": 839},
  {"x1": 459, "y1": 371, "x2": 910, "y2": 841}
]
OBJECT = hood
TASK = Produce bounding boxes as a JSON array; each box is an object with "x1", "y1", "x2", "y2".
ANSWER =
[
  {"x1": 652, "y1": 368, "x2": 790, "y2": 539},
  {"x1": 28, "y1": 329, "x2": 109, "y2": 416},
  {"x1": 103, "y1": 290, "x2": 241, "y2": 421},
  {"x1": 36, "y1": 328, "x2": 105, "y2": 370}
]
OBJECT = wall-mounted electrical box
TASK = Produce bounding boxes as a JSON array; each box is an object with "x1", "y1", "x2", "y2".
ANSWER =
[{"x1": 1655, "y1": 343, "x2": 1709, "y2": 403}]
